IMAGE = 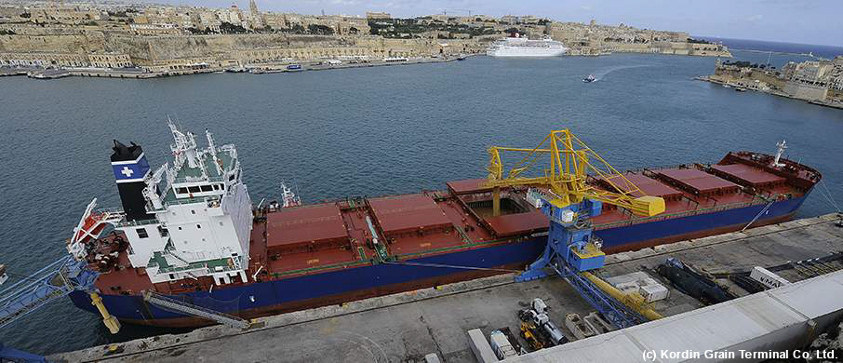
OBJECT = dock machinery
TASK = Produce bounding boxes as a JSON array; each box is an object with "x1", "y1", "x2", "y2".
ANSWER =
[{"x1": 484, "y1": 129, "x2": 665, "y2": 329}]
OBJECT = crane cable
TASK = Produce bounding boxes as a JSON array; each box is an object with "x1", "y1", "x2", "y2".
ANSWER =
[
  {"x1": 382, "y1": 260, "x2": 519, "y2": 273},
  {"x1": 817, "y1": 179, "x2": 841, "y2": 213}
]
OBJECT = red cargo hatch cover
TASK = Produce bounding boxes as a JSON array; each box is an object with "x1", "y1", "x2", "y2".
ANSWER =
[
  {"x1": 447, "y1": 179, "x2": 492, "y2": 195},
  {"x1": 485, "y1": 210, "x2": 548, "y2": 237},
  {"x1": 369, "y1": 194, "x2": 452, "y2": 235},
  {"x1": 711, "y1": 164, "x2": 785, "y2": 187},
  {"x1": 266, "y1": 203, "x2": 348, "y2": 249},
  {"x1": 598, "y1": 173, "x2": 683, "y2": 199},
  {"x1": 657, "y1": 168, "x2": 740, "y2": 195}
]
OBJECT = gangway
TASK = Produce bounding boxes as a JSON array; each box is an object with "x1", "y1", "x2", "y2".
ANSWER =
[{"x1": 143, "y1": 291, "x2": 251, "y2": 330}]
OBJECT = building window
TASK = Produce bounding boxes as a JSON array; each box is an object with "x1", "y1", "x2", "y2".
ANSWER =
[
  {"x1": 158, "y1": 226, "x2": 169, "y2": 237},
  {"x1": 196, "y1": 224, "x2": 202, "y2": 229},
  {"x1": 136, "y1": 228, "x2": 149, "y2": 238}
]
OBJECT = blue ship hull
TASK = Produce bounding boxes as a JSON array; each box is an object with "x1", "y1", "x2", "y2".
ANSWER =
[{"x1": 69, "y1": 194, "x2": 809, "y2": 326}]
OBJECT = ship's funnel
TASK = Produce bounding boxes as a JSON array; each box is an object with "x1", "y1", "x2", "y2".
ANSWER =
[{"x1": 111, "y1": 140, "x2": 153, "y2": 221}]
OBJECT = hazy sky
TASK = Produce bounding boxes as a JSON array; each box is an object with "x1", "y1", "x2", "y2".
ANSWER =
[{"x1": 160, "y1": 0, "x2": 843, "y2": 47}]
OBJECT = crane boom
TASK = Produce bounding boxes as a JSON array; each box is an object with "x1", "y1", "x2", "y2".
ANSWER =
[{"x1": 484, "y1": 129, "x2": 665, "y2": 217}]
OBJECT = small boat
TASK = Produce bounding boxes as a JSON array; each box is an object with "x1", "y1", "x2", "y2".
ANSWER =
[
  {"x1": 456, "y1": 54, "x2": 467, "y2": 61},
  {"x1": 735, "y1": 87, "x2": 747, "y2": 92},
  {"x1": 583, "y1": 74, "x2": 596, "y2": 83},
  {"x1": 286, "y1": 64, "x2": 302, "y2": 71}
]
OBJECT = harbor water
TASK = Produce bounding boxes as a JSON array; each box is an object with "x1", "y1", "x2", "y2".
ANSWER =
[{"x1": 1, "y1": 49, "x2": 842, "y2": 354}]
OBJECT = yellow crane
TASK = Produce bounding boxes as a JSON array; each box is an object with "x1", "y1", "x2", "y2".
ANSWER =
[
  {"x1": 483, "y1": 129, "x2": 666, "y2": 328},
  {"x1": 484, "y1": 129, "x2": 665, "y2": 217}
]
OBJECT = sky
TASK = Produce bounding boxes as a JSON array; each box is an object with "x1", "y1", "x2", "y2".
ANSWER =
[{"x1": 156, "y1": 0, "x2": 843, "y2": 47}]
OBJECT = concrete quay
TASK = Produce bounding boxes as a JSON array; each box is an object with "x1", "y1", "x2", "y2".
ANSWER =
[
  {"x1": 696, "y1": 75, "x2": 843, "y2": 110},
  {"x1": 50, "y1": 213, "x2": 843, "y2": 362},
  {"x1": 1, "y1": 56, "x2": 463, "y2": 81}
]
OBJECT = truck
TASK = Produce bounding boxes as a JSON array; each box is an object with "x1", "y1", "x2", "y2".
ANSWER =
[{"x1": 489, "y1": 330, "x2": 518, "y2": 359}]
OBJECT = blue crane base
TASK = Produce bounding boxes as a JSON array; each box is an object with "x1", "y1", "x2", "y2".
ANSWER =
[{"x1": 514, "y1": 199, "x2": 646, "y2": 329}]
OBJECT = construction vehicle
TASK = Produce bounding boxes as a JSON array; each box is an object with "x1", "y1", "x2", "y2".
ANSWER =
[
  {"x1": 519, "y1": 321, "x2": 545, "y2": 351},
  {"x1": 484, "y1": 129, "x2": 666, "y2": 329},
  {"x1": 518, "y1": 298, "x2": 568, "y2": 346}
]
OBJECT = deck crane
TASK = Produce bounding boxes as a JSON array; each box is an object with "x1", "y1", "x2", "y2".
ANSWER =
[{"x1": 483, "y1": 130, "x2": 665, "y2": 329}]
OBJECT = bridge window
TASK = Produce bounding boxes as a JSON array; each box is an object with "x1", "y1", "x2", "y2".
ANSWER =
[
  {"x1": 188, "y1": 186, "x2": 201, "y2": 193},
  {"x1": 177, "y1": 187, "x2": 188, "y2": 194},
  {"x1": 201, "y1": 185, "x2": 213, "y2": 192}
]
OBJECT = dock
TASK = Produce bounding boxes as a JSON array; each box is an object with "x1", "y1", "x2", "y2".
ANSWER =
[{"x1": 49, "y1": 213, "x2": 843, "y2": 362}]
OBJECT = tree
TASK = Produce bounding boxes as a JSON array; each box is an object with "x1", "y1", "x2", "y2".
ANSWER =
[
  {"x1": 219, "y1": 22, "x2": 248, "y2": 34},
  {"x1": 307, "y1": 24, "x2": 334, "y2": 35}
]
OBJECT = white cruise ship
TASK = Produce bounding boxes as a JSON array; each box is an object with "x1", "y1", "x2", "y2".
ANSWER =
[{"x1": 486, "y1": 36, "x2": 568, "y2": 57}]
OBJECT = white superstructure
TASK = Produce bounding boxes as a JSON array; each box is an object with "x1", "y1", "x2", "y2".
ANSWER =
[
  {"x1": 115, "y1": 122, "x2": 253, "y2": 285},
  {"x1": 486, "y1": 36, "x2": 567, "y2": 57}
]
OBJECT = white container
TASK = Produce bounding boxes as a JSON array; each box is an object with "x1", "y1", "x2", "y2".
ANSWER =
[
  {"x1": 489, "y1": 330, "x2": 518, "y2": 359},
  {"x1": 750, "y1": 266, "x2": 790, "y2": 289},
  {"x1": 639, "y1": 284, "x2": 669, "y2": 302}
]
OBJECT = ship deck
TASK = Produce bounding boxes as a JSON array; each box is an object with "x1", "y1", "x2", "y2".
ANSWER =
[
  {"x1": 237, "y1": 151, "x2": 815, "y2": 282},
  {"x1": 92, "y1": 151, "x2": 821, "y2": 297},
  {"x1": 54, "y1": 214, "x2": 843, "y2": 362}
]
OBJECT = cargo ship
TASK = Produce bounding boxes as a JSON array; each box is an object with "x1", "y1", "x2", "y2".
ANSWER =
[{"x1": 66, "y1": 126, "x2": 820, "y2": 328}]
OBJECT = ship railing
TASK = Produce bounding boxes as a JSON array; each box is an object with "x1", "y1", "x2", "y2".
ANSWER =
[
  {"x1": 116, "y1": 218, "x2": 160, "y2": 228},
  {"x1": 155, "y1": 256, "x2": 244, "y2": 276},
  {"x1": 172, "y1": 175, "x2": 227, "y2": 185},
  {"x1": 162, "y1": 195, "x2": 219, "y2": 208},
  {"x1": 596, "y1": 198, "x2": 769, "y2": 230}
]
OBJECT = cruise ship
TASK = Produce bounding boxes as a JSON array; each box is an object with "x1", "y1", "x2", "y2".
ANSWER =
[
  {"x1": 486, "y1": 36, "x2": 567, "y2": 57},
  {"x1": 59, "y1": 124, "x2": 819, "y2": 328}
]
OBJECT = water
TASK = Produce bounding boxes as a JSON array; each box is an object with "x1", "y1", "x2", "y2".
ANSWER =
[
  {"x1": 699, "y1": 37, "x2": 843, "y2": 67},
  {"x1": 1, "y1": 49, "x2": 842, "y2": 354}
]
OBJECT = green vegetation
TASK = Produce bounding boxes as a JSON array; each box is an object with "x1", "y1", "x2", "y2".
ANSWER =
[
  {"x1": 0, "y1": 29, "x2": 15, "y2": 35},
  {"x1": 687, "y1": 38, "x2": 712, "y2": 44},
  {"x1": 219, "y1": 22, "x2": 248, "y2": 34},
  {"x1": 107, "y1": 9, "x2": 135, "y2": 18},
  {"x1": 307, "y1": 24, "x2": 334, "y2": 35},
  {"x1": 186, "y1": 27, "x2": 214, "y2": 35},
  {"x1": 721, "y1": 60, "x2": 774, "y2": 69},
  {"x1": 368, "y1": 17, "x2": 497, "y2": 39}
]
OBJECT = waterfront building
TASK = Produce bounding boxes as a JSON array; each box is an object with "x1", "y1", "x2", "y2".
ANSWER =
[
  {"x1": 366, "y1": 12, "x2": 391, "y2": 20},
  {"x1": 130, "y1": 23, "x2": 180, "y2": 36},
  {"x1": 0, "y1": 52, "x2": 88, "y2": 67},
  {"x1": 87, "y1": 53, "x2": 133, "y2": 68}
]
